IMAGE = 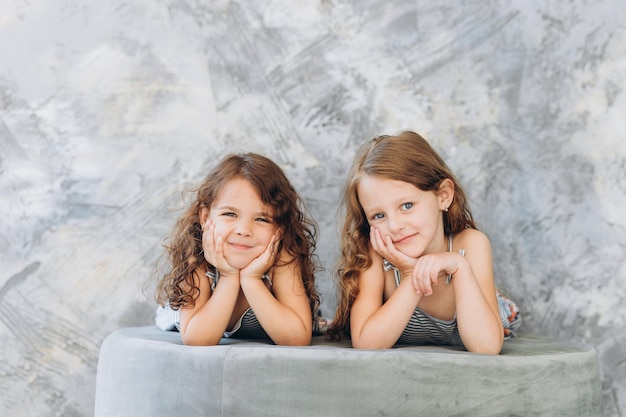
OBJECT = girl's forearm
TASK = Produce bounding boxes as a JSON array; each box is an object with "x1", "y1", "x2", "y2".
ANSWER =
[
  {"x1": 452, "y1": 271, "x2": 503, "y2": 354},
  {"x1": 240, "y1": 277, "x2": 312, "y2": 346},
  {"x1": 351, "y1": 279, "x2": 420, "y2": 349},
  {"x1": 179, "y1": 276, "x2": 240, "y2": 346}
]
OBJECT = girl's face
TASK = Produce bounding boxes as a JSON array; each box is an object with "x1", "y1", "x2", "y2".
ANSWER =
[
  {"x1": 356, "y1": 175, "x2": 448, "y2": 257},
  {"x1": 204, "y1": 178, "x2": 279, "y2": 270}
]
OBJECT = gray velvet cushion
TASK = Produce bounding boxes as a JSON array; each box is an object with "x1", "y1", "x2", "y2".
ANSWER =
[{"x1": 95, "y1": 326, "x2": 600, "y2": 417}]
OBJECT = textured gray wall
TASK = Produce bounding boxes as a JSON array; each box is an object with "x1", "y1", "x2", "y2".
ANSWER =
[{"x1": 1, "y1": 1, "x2": 624, "y2": 416}]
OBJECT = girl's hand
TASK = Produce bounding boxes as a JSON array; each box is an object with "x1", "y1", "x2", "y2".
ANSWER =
[
  {"x1": 240, "y1": 233, "x2": 281, "y2": 280},
  {"x1": 202, "y1": 219, "x2": 239, "y2": 277},
  {"x1": 370, "y1": 227, "x2": 417, "y2": 280},
  {"x1": 411, "y1": 252, "x2": 463, "y2": 296}
]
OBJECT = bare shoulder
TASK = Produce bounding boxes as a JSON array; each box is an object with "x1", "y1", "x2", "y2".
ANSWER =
[
  {"x1": 188, "y1": 265, "x2": 211, "y2": 293},
  {"x1": 454, "y1": 228, "x2": 495, "y2": 286},
  {"x1": 271, "y1": 250, "x2": 301, "y2": 284},
  {"x1": 454, "y1": 228, "x2": 492, "y2": 251},
  {"x1": 276, "y1": 248, "x2": 296, "y2": 265}
]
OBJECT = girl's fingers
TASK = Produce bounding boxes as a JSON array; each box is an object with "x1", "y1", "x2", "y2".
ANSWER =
[
  {"x1": 264, "y1": 233, "x2": 278, "y2": 256},
  {"x1": 383, "y1": 234, "x2": 395, "y2": 252},
  {"x1": 376, "y1": 230, "x2": 391, "y2": 253},
  {"x1": 215, "y1": 235, "x2": 224, "y2": 257},
  {"x1": 213, "y1": 235, "x2": 241, "y2": 276},
  {"x1": 411, "y1": 274, "x2": 422, "y2": 295},
  {"x1": 242, "y1": 234, "x2": 279, "y2": 277},
  {"x1": 370, "y1": 228, "x2": 392, "y2": 257},
  {"x1": 412, "y1": 258, "x2": 437, "y2": 296},
  {"x1": 430, "y1": 268, "x2": 441, "y2": 287},
  {"x1": 419, "y1": 272, "x2": 431, "y2": 295},
  {"x1": 201, "y1": 220, "x2": 241, "y2": 276},
  {"x1": 370, "y1": 228, "x2": 383, "y2": 254},
  {"x1": 209, "y1": 225, "x2": 216, "y2": 248},
  {"x1": 412, "y1": 262, "x2": 423, "y2": 294},
  {"x1": 261, "y1": 235, "x2": 278, "y2": 263},
  {"x1": 202, "y1": 223, "x2": 216, "y2": 263}
]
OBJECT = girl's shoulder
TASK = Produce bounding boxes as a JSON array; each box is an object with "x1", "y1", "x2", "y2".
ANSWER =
[
  {"x1": 269, "y1": 249, "x2": 300, "y2": 278},
  {"x1": 453, "y1": 228, "x2": 491, "y2": 250}
]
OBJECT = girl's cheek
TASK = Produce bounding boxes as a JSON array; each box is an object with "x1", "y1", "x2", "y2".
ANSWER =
[
  {"x1": 376, "y1": 225, "x2": 389, "y2": 239},
  {"x1": 212, "y1": 223, "x2": 227, "y2": 238}
]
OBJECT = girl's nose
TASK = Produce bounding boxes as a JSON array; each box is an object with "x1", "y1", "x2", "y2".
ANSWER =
[
  {"x1": 386, "y1": 214, "x2": 404, "y2": 234},
  {"x1": 234, "y1": 220, "x2": 252, "y2": 236}
]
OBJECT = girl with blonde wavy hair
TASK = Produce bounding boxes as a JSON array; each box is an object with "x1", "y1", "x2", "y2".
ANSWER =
[
  {"x1": 155, "y1": 153, "x2": 321, "y2": 346},
  {"x1": 328, "y1": 131, "x2": 520, "y2": 354}
]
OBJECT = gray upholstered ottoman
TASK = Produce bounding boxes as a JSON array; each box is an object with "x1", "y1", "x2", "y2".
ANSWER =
[{"x1": 95, "y1": 326, "x2": 600, "y2": 417}]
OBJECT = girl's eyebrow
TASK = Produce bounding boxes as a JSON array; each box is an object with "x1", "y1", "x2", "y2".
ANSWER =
[
  {"x1": 361, "y1": 206, "x2": 381, "y2": 217},
  {"x1": 216, "y1": 205, "x2": 238, "y2": 211}
]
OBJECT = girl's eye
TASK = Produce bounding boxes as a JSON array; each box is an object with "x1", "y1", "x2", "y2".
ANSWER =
[
  {"x1": 371, "y1": 213, "x2": 384, "y2": 220},
  {"x1": 401, "y1": 202, "x2": 413, "y2": 210},
  {"x1": 222, "y1": 212, "x2": 236, "y2": 217},
  {"x1": 256, "y1": 217, "x2": 271, "y2": 223}
]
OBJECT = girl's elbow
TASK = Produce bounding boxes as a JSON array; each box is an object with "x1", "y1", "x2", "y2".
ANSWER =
[
  {"x1": 352, "y1": 340, "x2": 374, "y2": 349},
  {"x1": 290, "y1": 334, "x2": 312, "y2": 346},
  {"x1": 351, "y1": 335, "x2": 390, "y2": 350},
  {"x1": 287, "y1": 326, "x2": 313, "y2": 346},
  {"x1": 466, "y1": 336, "x2": 503, "y2": 355},
  {"x1": 274, "y1": 332, "x2": 311, "y2": 346},
  {"x1": 471, "y1": 343, "x2": 502, "y2": 355},
  {"x1": 181, "y1": 331, "x2": 221, "y2": 346},
  {"x1": 182, "y1": 339, "x2": 218, "y2": 346}
]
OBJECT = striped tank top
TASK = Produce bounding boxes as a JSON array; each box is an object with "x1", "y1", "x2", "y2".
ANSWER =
[
  {"x1": 208, "y1": 269, "x2": 271, "y2": 340},
  {"x1": 154, "y1": 270, "x2": 271, "y2": 340},
  {"x1": 383, "y1": 235, "x2": 464, "y2": 347}
]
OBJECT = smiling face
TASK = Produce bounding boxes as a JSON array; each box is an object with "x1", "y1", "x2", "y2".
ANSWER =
[
  {"x1": 356, "y1": 175, "x2": 449, "y2": 258},
  {"x1": 203, "y1": 177, "x2": 278, "y2": 270}
]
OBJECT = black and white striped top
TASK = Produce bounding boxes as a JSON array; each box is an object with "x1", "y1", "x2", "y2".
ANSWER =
[
  {"x1": 209, "y1": 270, "x2": 271, "y2": 340},
  {"x1": 383, "y1": 235, "x2": 464, "y2": 347},
  {"x1": 395, "y1": 305, "x2": 463, "y2": 346},
  {"x1": 154, "y1": 270, "x2": 272, "y2": 340},
  {"x1": 221, "y1": 308, "x2": 269, "y2": 339}
]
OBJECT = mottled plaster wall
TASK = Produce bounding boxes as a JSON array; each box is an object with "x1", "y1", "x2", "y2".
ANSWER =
[{"x1": 0, "y1": 1, "x2": 624, "y2": 416}]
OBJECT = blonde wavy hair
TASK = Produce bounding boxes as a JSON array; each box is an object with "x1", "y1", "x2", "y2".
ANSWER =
[{"x1": 327, "y1": 131, "x2": 476, "y2": 340}]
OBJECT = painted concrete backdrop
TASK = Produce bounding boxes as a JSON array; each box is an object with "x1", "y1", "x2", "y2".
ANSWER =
[{"x1": 1, "y1": 1, "x2": 625, "y2": 416}]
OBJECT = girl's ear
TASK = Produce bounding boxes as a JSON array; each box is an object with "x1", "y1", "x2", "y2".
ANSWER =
[
  {"x1": 436, "y1": 179, "x2": 455, "y2": 211},
  {"x1": 199, "y1": 207, "x2": 210, "y2": 228}
]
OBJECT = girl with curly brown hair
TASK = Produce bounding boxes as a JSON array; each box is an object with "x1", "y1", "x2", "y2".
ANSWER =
[{"x1": 155, "y1": 153, "x2": 321, "y2": 346}]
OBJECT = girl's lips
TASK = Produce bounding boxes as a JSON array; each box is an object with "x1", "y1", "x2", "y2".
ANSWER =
[
  {"x1": 228, "y1": 242, "x2": 253, "y2": 250},
  {"x1": 393, "y1": 233, "x2": 415, "y2": 244}
]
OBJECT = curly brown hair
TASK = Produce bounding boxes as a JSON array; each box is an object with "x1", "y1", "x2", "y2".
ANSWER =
[
  {"x1": 155, "y1": 153, "x2": 320, "y2": 319},
  {"x1": 327, "y1": 131, "x2": 476, "y2": 340}
]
